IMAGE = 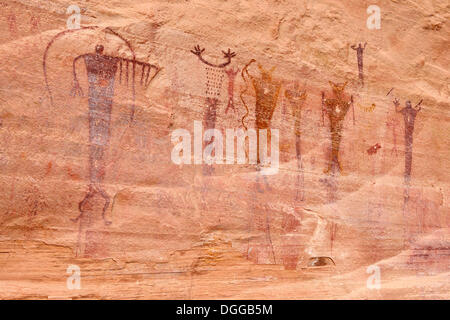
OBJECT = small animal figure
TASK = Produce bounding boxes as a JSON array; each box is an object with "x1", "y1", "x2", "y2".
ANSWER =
[{"x1": 367, "y1": 143, "x2": 382, "y2": 155}]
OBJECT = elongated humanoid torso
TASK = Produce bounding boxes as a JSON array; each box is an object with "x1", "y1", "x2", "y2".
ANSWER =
[
  {"x1": 322, "y1": 82, "x2": 353, "y2": 174},
  {"x1": 324, "y1": 97, "x2": 351, "y2": 157},
  {"x1": 252, "y1": 76, "x2": 281, "y2": 130},
  {"x1": 400, "y1": 106, "x2": 419, "y2": 182},
  {"x1": 84, "y1": 53, "x2": 120, "y2": 184}
]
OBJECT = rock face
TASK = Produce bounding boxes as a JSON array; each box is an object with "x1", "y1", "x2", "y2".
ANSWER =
[{"x1": 0, "y1": 0, "x2": 448, "y2": 299}]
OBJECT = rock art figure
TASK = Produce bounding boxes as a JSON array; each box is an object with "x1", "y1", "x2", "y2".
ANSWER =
[
  {"x1": 191, "y1": 45, "x2": 236, "y2": 175},
  {"x1": 30, "y1": 15, "x2": 39, "y2": 32},
  {"x1": 393, "y1": 98, "x2": 422, "y2": 204},
  {"x1": 285, "y1": 82, "x2": 307, "y2": 201},
  {"x1": 70, "y1": 44, "x2": 159, "y2": 225},
  {"x1": 351, "y1": 42, "x2": 367, "y2": 86},
  {"x1": 43, "y1": 27, "x2": 160, "y2": 255},
  {"x1": 225, "y1": 67, "x2": 239, "y2": 114},
  {"x1": 321, "y1": 81, "x2": 354, "y2": 174},
  {"x1": 7, "y1": 13, "x2": 17, "y2": 36},
  {"x1": 241, "y1": 60, "x2": 281, "y2": 265},
  {"x1": 357, "y1": 102, "x2": 376, "y2": 112},
  {"x1": 241, "y1": 60, "x2": 281, "y2": 165},
  {"x1": 386, "y1": 117, "x2": 399, "y2": 157}
]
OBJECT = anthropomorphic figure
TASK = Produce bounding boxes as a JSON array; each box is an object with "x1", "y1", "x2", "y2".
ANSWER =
[
  {"x1": 70, "y1": 44, "x2": 160, "y2": 229},
  {"x1": 7, "y1": 13, "x2": 17, "y2": 36},
  {"x1": 386, "y1": 116, "x2": 399, "y2": 157},
  {"x1": 43, "y1": 27, "x2": 161, "y2": 256},
  {"x1": 393, "y1": 98, "x2": 422, "y2": 243},
  {"x1": 322, "y1": 81, "x2": 354, "y2": 174},
  {"x1": 241, "y1": 60, "x2": 281, "y2": 166},
  {"x1": 351, "y1": 42, "x2": 367, "y2": 86},
  {"x1": 30, "y1": 15, "x2": 39, "y2": 32},
  {"x1": 191, "y1": 45, "x2": 236, "y2": 175},
  {"x1": 225, "y1": 67, "x2": 239, "y2": 114},
  {"x1": 393, "y1": 98, "x2": 422, "y2": 192},
  {"x1": 285, "y1": 82, "x2": 307, "y2": 201},
  {"x1": 240, "y1": 61, "x2": 281, "y2": 265}
]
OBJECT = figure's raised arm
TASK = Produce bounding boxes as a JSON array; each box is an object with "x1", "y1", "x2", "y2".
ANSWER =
[
  {"x1": 70, "y1": 54, "x2": 85, "y2": 97},
  {"x1": 226, "y1": 67, "x2": 239, "y2": 77},
  {"x1": 393, "y1": 98, "x2": 402, "y2": 113},
  {"x1": 191, "y1": 44, "x2": 236, "y2": 68}
]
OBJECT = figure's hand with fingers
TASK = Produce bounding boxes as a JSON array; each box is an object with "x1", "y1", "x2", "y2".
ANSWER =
[
  {"x1": 191, "y1": 45, "x2": 205, "y2": 56},
  {"x1": 191, "y1": 44, "x2": 236, "y2": 68},
  {"x1": 393, "y1": 98, "x2": 400, "y2": 107},
  {"x1": 222, "y1": 48, "x2": 236, "y2": 59},
  {"x1": 70, "y1": 80, "x2": 83, "y2": 97}
]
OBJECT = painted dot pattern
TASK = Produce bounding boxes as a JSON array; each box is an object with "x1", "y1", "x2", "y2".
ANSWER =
[{"x1": 205, "y1": 67, "x2": 225, "y2": 98}]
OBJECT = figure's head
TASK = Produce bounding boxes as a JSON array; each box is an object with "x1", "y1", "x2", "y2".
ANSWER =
[
  {"x1": 95, "y1": 44, "x2": 104, "y2": 54},
  {"x1": 405, "y1": 100, "x2": 412, "y2": 108},
  {"x1": 298, "y1": 90, "x2": 307, "y2": 101},
  {"x1": 258, "y1": 64, "x2": 276, "y2": 82},
  {"x1": 329, "y1": 81, "x2": 347, "y2": 96},
  {"x1": 286, "y1": 89, "x2": 307, "y2": 102}
]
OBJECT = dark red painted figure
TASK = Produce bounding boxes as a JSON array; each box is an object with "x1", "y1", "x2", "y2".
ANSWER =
[
  {"x1": 394, "y1": 98, "x2": 422, "y2": 188},
  {"x1": 70, "y1": 44, "x2": 160, "y2": 225},
  {"x1": 191, "y1": 45, "x2": 236, "y2": 175},
  {"x1": 225, "y1": 67, "x2": 239, "y2": 114},
  {"x1": 43, "y1": 27, "x2": 161, "y2": 256},
  {"x1": 351, "y1": 43, "x2": 367, "y2": 86}
]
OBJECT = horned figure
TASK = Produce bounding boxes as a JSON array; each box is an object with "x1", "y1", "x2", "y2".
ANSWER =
[
  {"x1": 285, "y1": 82, "x2": 307, "y2": 201},
  {"x1": 321, "y1": 81, "x2": 354, "y2": 174},
  {"x1": 241, "y1": 60, "x2": 281, "y2": 166},
  {"x1": 225, "y1": 67, "x2": 239, "y2": 114},
  {"x1": 241, "y1": 61, "x2": 280, "y2": 264},
  {"x1": 393, "y1": 98, "x2": 422, "y2": 201},
  {"x1": 191, "y1": 45, "x2": 236, "y2": 175},
  {"x1": 69, "y1": 44, "x2": 160, "y2": 227},
  {"x1": 351, "y1": 42, "x2": 367, "y2": 86}
]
